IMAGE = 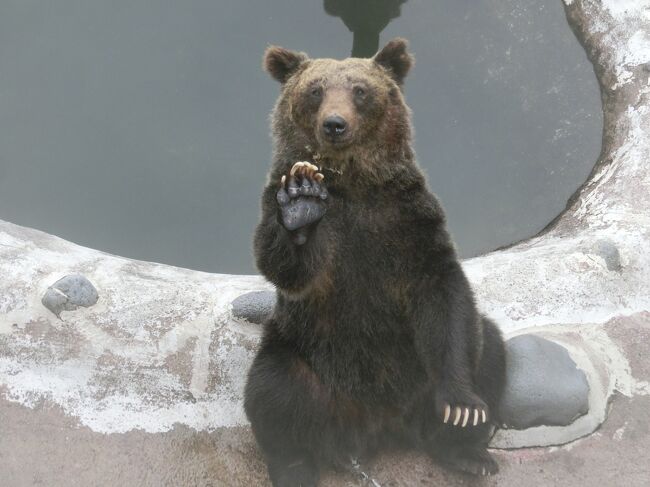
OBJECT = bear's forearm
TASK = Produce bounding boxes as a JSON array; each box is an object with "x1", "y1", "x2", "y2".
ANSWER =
[
  {"x1": 412, "y1": 264, "x2": 477, "y2": 389},
  {"x1": 254, "y1": 193, "x2": 328, "y2": 291}
]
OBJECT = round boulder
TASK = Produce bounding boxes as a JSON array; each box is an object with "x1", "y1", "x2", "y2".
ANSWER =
[
  {"x1": 231, "y1": 290, "x2": 275, "y2": 325},
  {"x1": 499, "y1": 334, "x2": 590, "y2": 429}
]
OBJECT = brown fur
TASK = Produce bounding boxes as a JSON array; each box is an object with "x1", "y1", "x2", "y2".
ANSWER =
[
  {"x1": 245, "y1": 39, "x2": 506, "y2": 487},
  {"x1": 266, "y1": 50, "x2": 414, "y2": 188}
]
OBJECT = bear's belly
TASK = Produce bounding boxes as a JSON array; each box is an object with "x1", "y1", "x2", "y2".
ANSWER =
[
  {"x1": 282, "y1": 312, "x2": 431, "y2": 463},
  {"x1": 300, "y1": 375, "x2": 428, "y2": 464}
]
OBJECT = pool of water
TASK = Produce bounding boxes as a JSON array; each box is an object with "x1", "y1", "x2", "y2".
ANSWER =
[{"x1": 0, "y1": 0, "x2": 602, "y2": 274}]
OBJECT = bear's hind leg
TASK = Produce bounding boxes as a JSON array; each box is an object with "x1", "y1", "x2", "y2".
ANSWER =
[
  {"x1": 427, "y1": 414, "x2": 498, "y2": 476},
  {"x1": 431, "y1": 442, "x2": 498, "y2": 476},
  {"x1": 244, "y1": 341, "x2": 323, "y2": 487},
  {"x1": 267, "y1": 457, "x2": 319, "y2": 487}
]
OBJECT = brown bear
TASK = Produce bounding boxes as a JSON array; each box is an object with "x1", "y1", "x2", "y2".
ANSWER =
[{"x1": 244, "y1": 38, "x2": 506, "y2": 487}]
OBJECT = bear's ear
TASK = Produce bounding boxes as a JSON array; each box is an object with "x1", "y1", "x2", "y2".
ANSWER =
[
  {"x1": 263, "y1": 46, "x2": 308, "y2": 84},
  {"x1": 373, "y1": 38, "x2": 414, "y2": 85}
]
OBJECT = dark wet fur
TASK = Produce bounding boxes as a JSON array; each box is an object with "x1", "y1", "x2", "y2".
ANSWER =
[{"x1": 244, "y1": 39, "x2": 506, "y2": 487}]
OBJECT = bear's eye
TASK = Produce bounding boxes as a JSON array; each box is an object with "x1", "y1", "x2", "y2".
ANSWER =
[
  {"x1": 310, "y1": 87, "x2": 323, "y2": 98},
  {"x1": 354, "y1": 86, "x2": 366, "y2": 97}
]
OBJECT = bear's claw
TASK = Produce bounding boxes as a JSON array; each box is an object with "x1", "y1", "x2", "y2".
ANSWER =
[
  {"x1": 289, "y1": 161, "x2": 319, "y2": 177},
  {"x1": 443, "y1": 404, "x2": 488, "y2": 427}
]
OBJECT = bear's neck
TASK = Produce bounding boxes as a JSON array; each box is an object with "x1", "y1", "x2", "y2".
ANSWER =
[{"x1": 276, "y1": 139, "x2": 415, "y2": 188}]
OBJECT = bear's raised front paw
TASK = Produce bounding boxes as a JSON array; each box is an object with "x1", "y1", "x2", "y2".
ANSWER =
[
  {"x1": 436, "y1": 388, "x2": 489, "y2": 427},
  {"x1": 277, "y1": 162, "x2": 328, "y2": 237}
]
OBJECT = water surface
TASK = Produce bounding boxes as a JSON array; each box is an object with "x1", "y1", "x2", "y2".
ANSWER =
[{"x1": 0, "y1": 0, "x2": 601, "y2": 273}]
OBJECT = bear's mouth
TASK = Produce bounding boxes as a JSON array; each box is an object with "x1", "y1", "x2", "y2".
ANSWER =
[
  {"x1": 325, "y1": 136, "x2": 351, "y2": 146},
  {"x1": 318, "y1": 132, "x2": 354, "y2": 151}
]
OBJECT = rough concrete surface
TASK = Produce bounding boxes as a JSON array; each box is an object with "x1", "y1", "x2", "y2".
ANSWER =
[
  {"x1": 1, "y1": 314, "x2": 648, "y2": 487},
  {"x1": 1, "y1": 0, "x2": 650, "y2": 486}
]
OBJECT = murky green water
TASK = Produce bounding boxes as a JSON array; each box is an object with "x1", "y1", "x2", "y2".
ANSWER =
[{"x1": 0, "y1": 1, "x2": 601, "y2": 274}]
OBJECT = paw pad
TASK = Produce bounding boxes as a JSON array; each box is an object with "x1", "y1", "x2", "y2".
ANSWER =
[{"x1": 276, "y1": 161, "x2": 328, "y2": 234}]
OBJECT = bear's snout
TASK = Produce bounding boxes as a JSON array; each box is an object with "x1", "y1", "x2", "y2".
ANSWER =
[
  {"x1": 316, "y1": 87, "x2": 356, "y2": 147},
  {"x1": 322, "y1": 115, "x2": 348, "y2": 139}
]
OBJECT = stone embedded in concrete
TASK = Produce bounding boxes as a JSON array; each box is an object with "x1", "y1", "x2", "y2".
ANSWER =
[
  {"x1": 594, "y1": 239, "x2": 622, "y2": 272},
  {"x1": 41, "y1": 274, "x2": 99, "y2": 317},
  {"x1": 231, "y1": 290, "x2": 275, "y2": 325},
  {"x1": 499, "y1": 334, "x2": 590, "y2": 429}
]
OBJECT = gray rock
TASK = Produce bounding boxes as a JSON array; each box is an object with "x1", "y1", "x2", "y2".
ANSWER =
[
  {"x1": 41, "y1": 274, "x2": 99, "y2": 317},
  {"x1": 499, "y1": 334, "x2": 590, "y2": 429},
  {"x1": 231, "y1": 291, "x2": 275, "y2": 325},
  {"x1": 594, "y1": 238, "x2": 622, "y2": 272}
]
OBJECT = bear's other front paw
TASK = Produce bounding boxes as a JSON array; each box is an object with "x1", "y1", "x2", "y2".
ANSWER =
[
  {"x1": 435, "y1": 387, "x2": 489, "y2": 428},
  {"x1": 277, "y1": 162, "x2": 328, "y2": 237}
]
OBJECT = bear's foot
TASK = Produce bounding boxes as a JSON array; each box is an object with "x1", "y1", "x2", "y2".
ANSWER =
[
  {"x1": 436, "y1": 387, "x2": 489, "y2": 427},
  {"x1": 434, "y1": 445, "x2": 498, "y2": 476},
  {"x1": 268, "y1": 457, "x2": 319, "y2": 487},
  {"x1": 277, "y1": 162, "x2": 328, "y2": 244}
]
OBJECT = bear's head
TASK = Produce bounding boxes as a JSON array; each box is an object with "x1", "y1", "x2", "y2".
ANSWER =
[{"x1": 264, "y1": 38, "x2": 415, "y2": 176}]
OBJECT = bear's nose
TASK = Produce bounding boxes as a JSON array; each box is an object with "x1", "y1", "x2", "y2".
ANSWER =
[{"x1": 322, "y1": 116, "x2": 347, "y2": 137}]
